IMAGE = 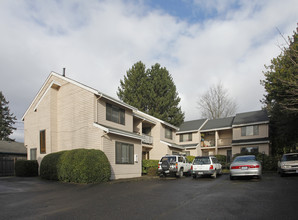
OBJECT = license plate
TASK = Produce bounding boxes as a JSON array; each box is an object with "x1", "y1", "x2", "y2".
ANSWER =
[
  {"x1": 241, "y1": 167, "x2": 248, "y2": 170},
  {"x1": 198, "y1": 172, "x2": 203, "y2": 175}
]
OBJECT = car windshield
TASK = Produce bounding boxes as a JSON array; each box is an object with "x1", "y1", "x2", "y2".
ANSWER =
[
  {"x1": 161, "y1": 157, "x2": 176, "y2": 163},
  {"x1": 233, "y1": 156, "x2": 256, "y2": 163},
  {"x1": 193, "y1": 157, "x2": 210, "y2": 165},
  {"x1": 282, "y1": 154, "x2": 298, "y2": 162}
]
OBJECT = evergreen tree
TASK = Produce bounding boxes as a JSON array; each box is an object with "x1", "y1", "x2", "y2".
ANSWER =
[
  {"x1": 118, "y1": 61, "x2": 185, "y2": 126},
  {"x1": 0, "y1": 91, "x2": 17, "y2": 141},
  {"x1": 261, "y1": 26, "x2": 298, "y2": 154}
]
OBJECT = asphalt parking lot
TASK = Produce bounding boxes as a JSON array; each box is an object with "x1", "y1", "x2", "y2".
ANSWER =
[{"x1": 0, "y1": 173, "x2": 297, "y2": 220}]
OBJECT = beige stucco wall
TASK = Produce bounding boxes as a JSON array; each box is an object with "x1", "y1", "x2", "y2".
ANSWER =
[
  {"x1": 24, "y1": 75, "x2": 102, "y2": 164},
  {"x1": 233, "y1": 124, "x2": 269, "y2": 140},
  {"x1": 97, "y1": 98, "x2": 133, "y2": 133},
  {"x1": 103, "y1": 134, "x2": 142, "y2": 180}
]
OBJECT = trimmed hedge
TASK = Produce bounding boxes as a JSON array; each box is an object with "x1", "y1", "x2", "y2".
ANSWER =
[
  {"x1": 15, "y1": 160, "x2": 38, "y2": 177},
  {"x1": 40, "y1": 149, "x2": 111, "y2": 184},
  {"x1": 142, "y1": 159, "x2": 159, "y2": 175},
  {"x1": 40, "y1": 151, "x2": 66, "y2": 180}
]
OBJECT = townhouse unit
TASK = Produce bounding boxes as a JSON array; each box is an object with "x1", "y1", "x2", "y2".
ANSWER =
[
  {"x1": 177, "y1": 110, "x2": 270, "y2": 162},
  {"x1": 23, "y1": 72, "x2": 183, "y2": 179},
  {"x1": 23, "y1": 72, "x2": 270, "y2": 179}
]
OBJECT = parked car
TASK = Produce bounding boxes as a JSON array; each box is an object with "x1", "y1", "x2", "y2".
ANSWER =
[
  {"x1": 278, "y1": 153, "x2": 298, "y2": 177},
  {"x1": 158, "y1": 155, "x2": 192, "y2": 177},
  {"x1": 230, "y1": 155, "x2": 262, "y2": 180},
  {"x1": 191, "y1": 156, "x2": 222, "y2": 179}
]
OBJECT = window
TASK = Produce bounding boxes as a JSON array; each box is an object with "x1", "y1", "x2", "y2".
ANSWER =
[
  {"x1": 40, "y1": 130, "x2": 46, "y2": 154},
  {"x1": 241, "y1": 147, "x2": 259, "y2": 154},
  {"x1": 180, "y1": 133, "x2": 192, "y2": 142},
  {"x1": 30, "y1": 148, "x2": 37, "y2": 160},
  {"x1": 241, "y1": 125, "x2": 259, "y2": 136},
  {"x1": 106, "y1": 103, "x2": 125, "y2": 125},
  {"x1": 116, "y1": 142, "x2": 134, "y2": 164},
  {"x1": 165, "y1": 127, "x2": 173, "y2": 139}
]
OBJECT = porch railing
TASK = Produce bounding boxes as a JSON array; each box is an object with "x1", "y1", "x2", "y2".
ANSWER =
[{"x1": 142, "y1": 134, "x2": 153, "y2": 145}]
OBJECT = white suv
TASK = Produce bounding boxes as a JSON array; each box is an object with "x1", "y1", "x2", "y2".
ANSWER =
[
  {"x1": 158, "y1": 155, "x2": 192, "y2": 177},
  {"x1": 192, "y1": 156, "x2": 222, "y2": 179}
]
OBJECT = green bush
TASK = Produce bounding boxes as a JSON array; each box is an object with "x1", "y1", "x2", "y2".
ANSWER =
[
  {"x1": 40, "y1": 151, "x2": 66, "y2": 180},
  {"x1": 187, "y1": 156, "x2": 195, "y2": 163},
  {"x1": 57, "y1": 149, "x2": 111, "y2": 183},
  {"x1": 40, "y1": 149, "x2": 111, "y2": 184},
  {"x1": 15, "y1": 160, "x2": 38, "y2": 177},
  {"x1": 215, "y1": 155, "x2": 229, "y2": 169},
  {"x1": 142, "y1": 159, "x2": 159, "y2": 175}
]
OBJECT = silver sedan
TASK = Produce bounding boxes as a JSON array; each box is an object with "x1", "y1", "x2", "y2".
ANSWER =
[{"x1": 230, "y1": 155, "x2": 262, "y2": 180}]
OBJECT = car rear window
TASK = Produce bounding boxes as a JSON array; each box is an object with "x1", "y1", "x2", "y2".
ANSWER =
[
  {"x1": 193, "y1": 157, "x2": 210, "y2": 165},
  {"x1": 161, "y1": 157, "x2": 176, "y2": 163},
  {"x1": 233, "y1": 156, "x2": 256, "y2": 163},
  {"x1": 282, "y1": 154, "x2": 298, "y2": 162}
]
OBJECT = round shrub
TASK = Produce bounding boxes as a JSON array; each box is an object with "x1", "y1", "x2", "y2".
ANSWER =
[
  {"x1": 142, "y1": 159, "x2": 159, "y2": 175},
  {"x1": 57, "y1": 149, "x2": 111, "y2": 184},
  {"x1": 15, "y1": 160, "x2": 38, "y2": 177},
  {"x1": 40, "y1": 151, "x2": 66, "y2": 180}
]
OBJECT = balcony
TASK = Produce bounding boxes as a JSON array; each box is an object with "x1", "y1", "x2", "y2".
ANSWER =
[
  {"x1": 142, "y1": 134, "x2": 153, "y2": 145},
  {"x1": 218, "y1": 138, "x2": 232, "y2": 147},
  {"x1": 201, "y1": 140, "x2": 215, "y2": 148}
]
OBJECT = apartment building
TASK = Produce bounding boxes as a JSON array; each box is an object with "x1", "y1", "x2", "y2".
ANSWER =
[{"x1": 23, "y1": 72, "x2": 270, "y2": 179}]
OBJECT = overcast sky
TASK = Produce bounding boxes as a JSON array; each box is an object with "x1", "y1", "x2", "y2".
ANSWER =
[{"x1": 0, "y1": 0, "x2": 297, "y2": 142}]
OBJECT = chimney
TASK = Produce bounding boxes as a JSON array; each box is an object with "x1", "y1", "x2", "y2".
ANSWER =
[{"x1": 63, "y1": 68, "x2": 66, "y2": 77}]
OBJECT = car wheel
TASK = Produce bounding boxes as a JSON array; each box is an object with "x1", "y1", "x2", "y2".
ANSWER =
[
  {"x1": 192, "y1": 175, "x2": 196, "y2": 179},
  {"x1": 211, "y1": 170, "x2": 217, "y2": 179},
  {"x1": 230, "y1": 175, "x2": 234, "y2": 180},
  {"x1": 177, "y1": 169, "x2": 183, "y2": 178},
  {"x1": 280, "y1": 172, "x2": 285, "y2": 177}
]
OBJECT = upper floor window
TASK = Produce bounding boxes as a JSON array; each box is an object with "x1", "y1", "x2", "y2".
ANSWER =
[
  {"x1": 165, "y1": 127, "x2": 173, "y2": 139},
  {"x1": 106, "y1": 103, "x2": 125, "y2": 125},
  {"x1": 241, "y1": 125, "x2": 259, "y2": 136},
  {"x1": 180, "y1": 133, "x2": 192, "y2": 142},
  {"x1": 40, "y1": 130, "x2": 46, "y2": 154}
]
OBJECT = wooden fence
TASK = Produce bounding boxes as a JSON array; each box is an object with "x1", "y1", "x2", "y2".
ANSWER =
[{"x1": 0, "y1": 157, "x2": 15, "y2": 176}]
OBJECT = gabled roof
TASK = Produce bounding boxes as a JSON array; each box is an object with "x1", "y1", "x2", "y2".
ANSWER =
[
  {"x1": 177, "y1": 119, "x2": 207, "y2": 134},
  {"x1": 232, "y1": 110, "x2": 269, "y2": 127},
  {"x1": 0, "y1": 141, "x2": 27, "y2": 155},
  {"x1": 22, "y1": 72, "x2": 137, "y2": 120},
  {"x1": 201, "y1": 117, "x2": 234, "y2": 132}
]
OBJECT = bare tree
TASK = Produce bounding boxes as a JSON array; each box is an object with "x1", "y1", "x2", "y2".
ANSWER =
[{"x1": 197, "y1": 82, "x2": 237, "y2": 119}]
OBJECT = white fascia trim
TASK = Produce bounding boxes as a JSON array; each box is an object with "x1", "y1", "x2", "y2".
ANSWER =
[
  {"x1": 33, "y1": 81, "x2": 61, "y2": 112},
  {"x1": 135, "y1": 110, "x2": 179, "y2": 130},
  {"x1": 176, "y1": 129, "x2": 199, "y2": 134},
  {"x1": 160, "y1": 140, "x2": 185, "y2": 150},
  {"x1": 93, "y1": 123, "x2": 142, "y2": 140},
  {"x1": 51, "y1": 72, "x2": 137, "y2": 111},
  {"x1": 232, "y1": 121, "x2": 269, "y2": 128},
  {"x1": 133, "y1": 113, "x2": 157, "y2": 125},
  {"x1": 93, "y1": 123, "x2": 109, "y2": 132},
  {"x1": 198, "y1": 119, "x2": 209, "y2": 131},
  {"x1": 109, "y1": 129, "x2": 143, "y2": 140},
  {"x1": 22, "y1": 77, "x2": 61, "y2": 120},
  {"x1": 200, "y1": 126, "x2": 232, "y2": 133}
]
